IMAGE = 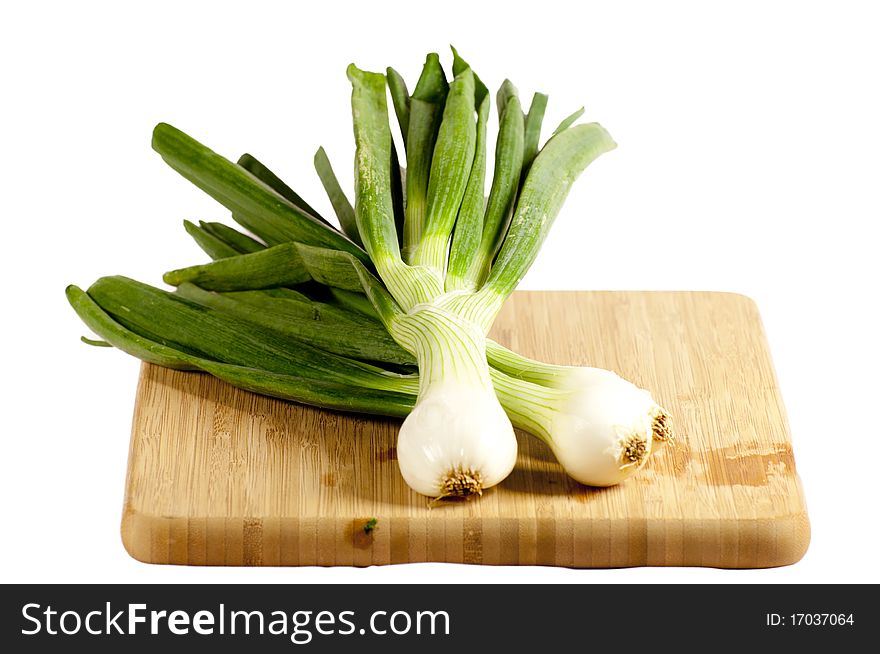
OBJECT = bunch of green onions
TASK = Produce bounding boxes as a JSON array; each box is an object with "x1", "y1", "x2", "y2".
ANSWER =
[{"x1": 68, "y1": 48, "x2": 671, "y2": 499}]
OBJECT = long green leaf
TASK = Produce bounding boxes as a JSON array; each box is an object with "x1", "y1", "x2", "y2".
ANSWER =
[
  {"x1": 164, "y1": 242, "x2": 310, "y2": 290},
  {"x1": 390, "y1": 140, "x2": 405, "y2": 245},
  {"x1": 81, "y1": 336, "x2": 112, "y2": 347},
  {"x1": 446, "y1": 93, "x2": 489, "y2": 290},
  {"x1": 386, "y1": 67, "x2": 410, "y2": 147},
  {"x1": 444, "y1": 46, "x2": 492, "y2": 292},
  {"x1": 522, "y1": 92, "x2": 549, "y2": 172},
  {"x1": 348, "y1": 64, "x2": 444, "y2": 309},
  {"x1": 183, "y1": 220, "x2": 239, "y2": 260},
  {"x1": 294, "y1": 243, "x2": 365, "y2": 291},
  {"x1": 401, "y1": 54, "x2": 448, "y2": 262},
  {"x1": 552, "y1": 107, "x2": 585, "y2": 136},
  {"x1": 496, "y1": 79, "x2": 520, "y2": 121},
  {"x1": 413, "y1": 68, "x2": 477, "y2": 272},
  {"x1": 481, "y1": 123, "x2": 617, "y2": 302},
  {"x1": 313, "y1": 146, "x2": 361, "y2": 246},
  {"x1": 171, "y1": 232, "x2": 375, "y2": 294},
  {"x1": 87, "y1": 276, "x2": 413, "y2": 392},
  {"x1": 151, "y1": 123, "x2": 369, "y2": 264},
  {"x1": 176, "y1": 283, "x2": 413, "y2": 365},
  {"x1": 451, "y1": 46, "x2": 488, "y2": 106},
  {"x1": 237, "y1": 153, "x2": 329, "y2": 225},
  {"x1": 347, "y1": 65, "x2": 402, "y2": 265},
  {"x1": 199, "y1": 221, "x2": 266, "y2": 253},
  {"x1": 470, "y1": 90, "x2": 525, "y2": 286},
  {"x1": 328, "y1": 288, "x2": 381, "y2": 318},
  {"x1": 67, "y1": 285, "x2": 413, "y2": 417},
  {"x1": 223, "y1": 287, "x2": 361, "y2": 325}
]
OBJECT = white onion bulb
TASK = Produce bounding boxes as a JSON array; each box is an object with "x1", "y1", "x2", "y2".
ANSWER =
[
  {"x1": 396, "y1": 383, "x2": 518, "y2": 498},
  {"x1": 546, "y1": 368, "x2": 668, "y2": 486}
]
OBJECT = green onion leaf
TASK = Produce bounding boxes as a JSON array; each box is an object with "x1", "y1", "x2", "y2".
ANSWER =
[
  {"x1": 390, "y1": 140, "x2": 405, "y2": 245},
  {"x1": 66, "y1": 285, "x2": 413, "y2": 417},
  {"x1": 496, "y1": 79, "x2": 520, "y2": 121},
  {"x1": 151, "y1": 123, "x2": 369, "y2": 263},
  {"x1": 469, "y1": 90, "x2": 525, "y2": 287},
  {"x1": 401, "y1": 54, "x2": 448, "y2": 262},
  {"x1": 479, "y1": 123, "x2": 617, "y2": 310},
  {"x1": 183, "y1": 220, "x2": 240, "y2": 260},
  {"x1": 552, "y1": 107, "x2": 585, "y2": 136},
  {"x1": 163, "y1": 242, "x2": 310, "y2": 291},
  {"x1": 313, "y1": 146, "x2": 362, "y2": 246},
  {"x1": 522, "y1": 92, "x2": 549, "y2": 172},
  {"x1": 348, "y1": 64, "x2": 442, "y2": 309},
  {"x1": 294, "y1": 243, "x2": 367, "y2": 291},
  {"x1": 413, "y1": 68, "x2": 477, "y2": 273},
  {"x1": 80, "y1": 336, "x2": 112, "y2": 347},
  {"x1": 328, "y1": 287, "x2": 381, "y2": 318},
  {"x1": 450, "y1": 46, "x2": 488, "y2": 107},
  {"x1": 237, "y1": 153, "x2": 328, "y2": 225},
  {"x1": 386, "y1": 67, "x2": 410, "y2": 148},
  {"x1": 445, "y1": 93, "x2": 489, "y2": 291},
  {"x1": 176, "y1": 283, "x2": 413, "y2": 366},
  {"x1": 87, "y1": 275, "x2": 414, "y2": 392},
  {"x1": 199, "y1": 221, "x2": 266, "y2": 254},
  {"x1": 347, "y1": 65, "x2": 403, "y2": 265}
]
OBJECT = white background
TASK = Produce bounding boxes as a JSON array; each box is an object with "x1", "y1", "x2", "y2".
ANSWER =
[{"x1": 2, "y1": 0, "x2": 878, "y2": 584}]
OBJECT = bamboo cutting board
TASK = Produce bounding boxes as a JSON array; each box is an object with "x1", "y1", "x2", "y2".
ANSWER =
[{"x1": 121, "y1": 291, "x2": 809, "y2": 568}]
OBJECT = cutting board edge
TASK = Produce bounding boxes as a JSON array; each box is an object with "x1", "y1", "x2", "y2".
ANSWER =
[{"x1": 120, "y1": 503, "x2": 811, "y2": 569}]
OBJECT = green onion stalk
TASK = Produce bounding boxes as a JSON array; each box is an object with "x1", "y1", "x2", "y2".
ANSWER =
[{"x1": 69, "y1": 48, "x2": 671, "y2": 499}]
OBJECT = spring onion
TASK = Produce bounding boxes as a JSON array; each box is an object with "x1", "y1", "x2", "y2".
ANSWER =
[{"x1": 69, "y1": 48, "x2": 671, "y2": 498}]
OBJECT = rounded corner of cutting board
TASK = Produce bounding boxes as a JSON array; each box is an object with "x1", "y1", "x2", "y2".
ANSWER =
[
  {"x1": 698, "y1": 509, "x2": 811, "y2": 569},
  {"x1": 760, "y1": 510, "x2": 811, "y2": 568},
  {"x1": 120, "y1": 505, "x2": 163, "y2": 565},
  {"x1": 119, "y1": 506, "x2": 179, "y2": 564}
]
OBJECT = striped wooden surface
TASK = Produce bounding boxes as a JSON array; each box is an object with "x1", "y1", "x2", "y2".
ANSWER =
[{"x1": 122, "y1": 291, "x2": 809, "y2": 568}]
